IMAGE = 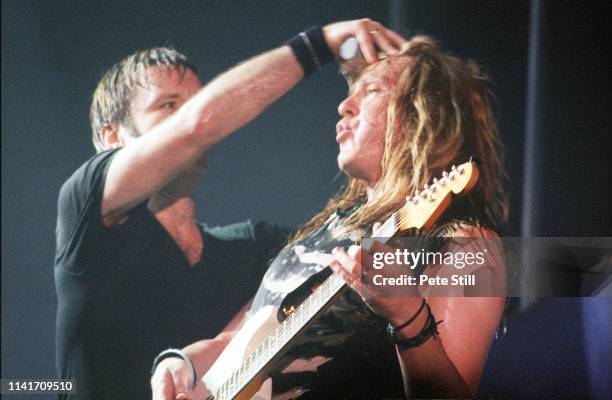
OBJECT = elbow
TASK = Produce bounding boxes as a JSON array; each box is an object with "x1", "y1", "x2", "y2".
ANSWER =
[
  {"x1": 410, "y1": 381, "x2": 473, "y2": 399},
  {"x1": 214, "y1": 331, "x2": 236, "y2": 348},
  {"x1": 177, "y1": 100, "x2": 224, "y2": 150},
  {"x1": 407, "y1": 370, "x2": 475, "y2": 399}
]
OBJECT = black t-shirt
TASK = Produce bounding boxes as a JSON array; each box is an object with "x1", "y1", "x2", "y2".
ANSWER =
[{"x1": 54, "y1": 150, "x2": 289, "y2": 399}]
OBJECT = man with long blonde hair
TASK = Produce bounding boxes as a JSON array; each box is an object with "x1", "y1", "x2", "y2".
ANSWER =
[{"x1": 152, "y1": 24, "x2": 508, "y2": 399}]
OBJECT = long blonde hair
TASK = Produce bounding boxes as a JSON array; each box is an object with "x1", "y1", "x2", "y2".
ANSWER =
[{"x1": 293, "y1": 36, "x2": 508, "y2": 241}]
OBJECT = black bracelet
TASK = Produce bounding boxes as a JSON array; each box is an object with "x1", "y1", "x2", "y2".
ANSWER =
[
  {"x1": 392, "y1": 298, "x2": 427, "y2": 331},
  {"x1": 387, "y1": 302, "x2": 441, "y2": 349},
  {"x1": 286, "y1": 26, "x2": 334, "y2": 77},
  {"x1": 151, "y1": 348, "x2": 197, "y2": 389}
]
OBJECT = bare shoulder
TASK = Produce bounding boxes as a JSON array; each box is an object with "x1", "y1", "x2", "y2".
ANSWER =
[
  {"x1": 421, "y1": 223, "x2": 506, "y2": 298},
  {"x1": 447, "y1": 225, "x2": 505, "y2": 269}
]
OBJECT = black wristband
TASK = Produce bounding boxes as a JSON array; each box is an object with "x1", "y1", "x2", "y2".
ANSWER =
[
  {"x1": 387, "y1": 302, "x2": 441, "y2": 349},
  {"x1": 393, "y1": 298, "x2": 427, "y2": 331},
  {"x1": 286, "y1": 26, "x2": 334, "y2": 77}
]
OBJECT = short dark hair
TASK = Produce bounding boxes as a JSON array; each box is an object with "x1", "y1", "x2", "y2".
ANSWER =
[{"x1": 89, "y1": 47, "x2": 197, "y2": 152}]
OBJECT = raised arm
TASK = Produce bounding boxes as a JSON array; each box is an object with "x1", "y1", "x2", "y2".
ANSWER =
[
  {"x1": 100, "y1": 46, "x2": 303, "y2": 221},
  {"x1": 101, "y1": 19, "x2": 405, "y2": 221}
]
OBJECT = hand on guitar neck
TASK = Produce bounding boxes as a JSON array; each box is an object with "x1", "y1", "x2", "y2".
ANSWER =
[{"x1": 329, "y1": 227, "x2": 425, "y2": 329}]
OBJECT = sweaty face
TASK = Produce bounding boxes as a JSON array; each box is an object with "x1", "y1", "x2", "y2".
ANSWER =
[
  {"x1": 118, "y1": 65, "x2": 202, "y2": 141},
  {"x1": 335, "y1": 58, "x2": 410, "y2": 185}
]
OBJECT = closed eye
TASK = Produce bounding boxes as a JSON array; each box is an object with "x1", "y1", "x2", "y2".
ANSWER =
[
  {"x1": 160, "y1": 101, "x2": 177, "y2": 109},
  {"x1": 366, "y1": 84, "x2": 382, "y2": 95}
]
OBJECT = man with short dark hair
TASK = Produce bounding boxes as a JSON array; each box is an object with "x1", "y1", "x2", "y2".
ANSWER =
[{"x1": 55, "y1": 47, "x2": 290, "y2": 399}]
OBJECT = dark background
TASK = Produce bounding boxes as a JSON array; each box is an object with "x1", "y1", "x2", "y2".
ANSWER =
[{"x1": 2, "y1": 0, "x2": 610, "y2": 398}]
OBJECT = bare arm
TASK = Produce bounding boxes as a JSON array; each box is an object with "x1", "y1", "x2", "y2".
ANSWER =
[
  {"x1": 331, "y1": 228, "x2": 505, "y2": 398},
  {"x1": 393, "y1": 296, "x2": 504, "y2": 398},
  {"x1": 102, "y1": 46, "x2": 303, "y2": 220}
]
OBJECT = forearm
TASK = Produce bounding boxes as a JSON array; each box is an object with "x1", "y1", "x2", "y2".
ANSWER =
[
  {"x1": 382, "y1": 297, "x2": 470, "y2": 398},
  {"x1": 396, "y1": 332, "x2": 472, "y2": 398},
  {"x1": 183, "y1": 301, "x2": 249, "y2": 379},
  {"x1": 394, "y1": 297, "x2": 504, "y2": 398},
  {"x1": 185, "y1": 45, "x2": 304, "y2": 147},
  {"x1": 187, "y1": 17, "x2": 406, "y2": 145},
  {"x1": 182, "y1": 331, "x2": 235, "y2": 380}
]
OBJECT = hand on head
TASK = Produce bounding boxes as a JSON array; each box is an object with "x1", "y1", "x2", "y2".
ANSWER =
[{"x1": 323, "y1": 19, "x2": 406, "y2": 63}]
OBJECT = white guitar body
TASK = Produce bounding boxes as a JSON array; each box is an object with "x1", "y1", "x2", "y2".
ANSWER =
[{"x1": 203, "y1": 306, "x2": 280, "y2": 400}]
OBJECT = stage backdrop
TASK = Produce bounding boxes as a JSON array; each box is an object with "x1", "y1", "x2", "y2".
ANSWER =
[{"x1": 2, "y1": 0, "x2": 609, "y2": 399}]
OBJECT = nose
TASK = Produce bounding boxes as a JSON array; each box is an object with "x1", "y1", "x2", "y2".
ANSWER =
[{"x1": 337, "y1": 94, "x2": 357, "y2": 118}]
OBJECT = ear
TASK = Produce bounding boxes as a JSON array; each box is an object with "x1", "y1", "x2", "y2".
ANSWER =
[{"x1": 100, "y1": 124, "x2": 123, "y2": 149}]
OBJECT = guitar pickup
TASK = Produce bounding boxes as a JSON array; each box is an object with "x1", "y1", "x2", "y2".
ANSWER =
[{"x1": 278, "y1": 267, "x2": 333, "y2": 322}]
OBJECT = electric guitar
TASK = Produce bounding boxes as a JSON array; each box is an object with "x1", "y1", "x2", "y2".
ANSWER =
[{"x1": 202, "y1": 161, "x2": 479, "y2": 400}]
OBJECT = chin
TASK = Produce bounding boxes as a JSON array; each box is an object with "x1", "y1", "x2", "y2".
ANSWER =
[
  {"x1": 337, "y1": 159, "x2": 360, "y2": 180},
  {"x1": 337, "y1": 155, "x2": 351, "y2": 173}
]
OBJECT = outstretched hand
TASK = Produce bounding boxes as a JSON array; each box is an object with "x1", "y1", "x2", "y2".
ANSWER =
[{"x1": 323, "y1": 18, "x2": 406, "y2": 62}]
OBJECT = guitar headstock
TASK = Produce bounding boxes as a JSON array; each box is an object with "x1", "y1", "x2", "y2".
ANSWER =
[{"x1": 397, "y1": 161, "x2": 479, "y2": 231}]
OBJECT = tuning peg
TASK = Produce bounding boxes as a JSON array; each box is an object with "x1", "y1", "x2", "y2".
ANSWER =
[
  {"x1": 411, "y1": 195, "x2": 419, "y2": 204},
  {"x1": 430, "y1": 183, "x2": 437, "y2": 193},
  {"x1": 439, "y1": 177, "x2": 447, "y2": 186},
  {"x1": 442, "y1": 171, "x2": 448, "y2": 177}
]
